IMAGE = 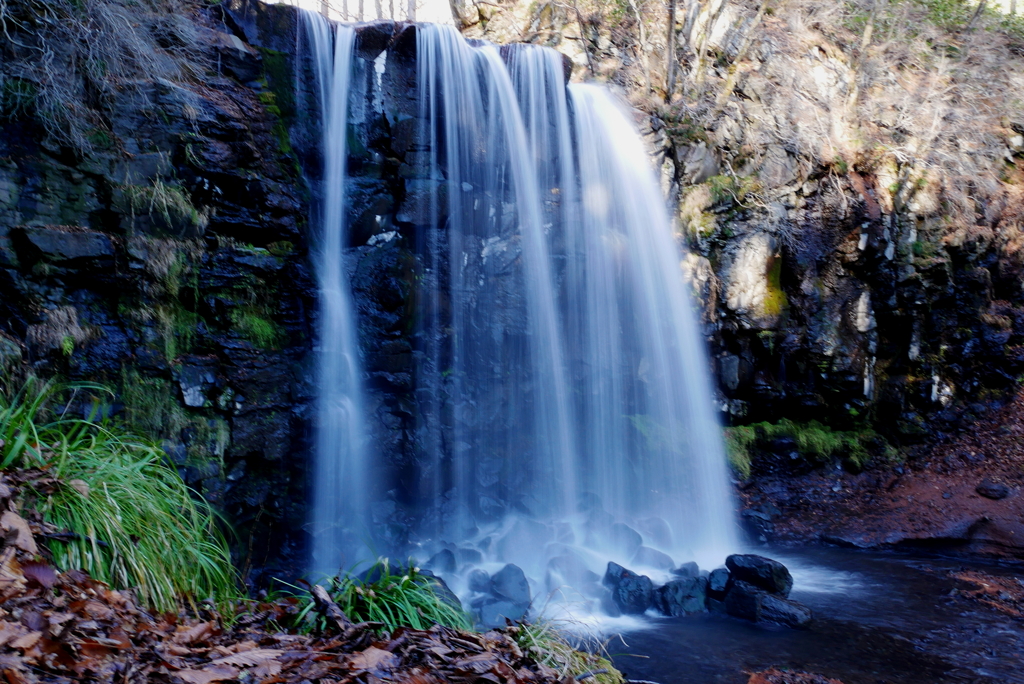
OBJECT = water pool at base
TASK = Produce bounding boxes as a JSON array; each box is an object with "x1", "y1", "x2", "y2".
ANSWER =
[{"x1": 609, "y1": 547, "x2": 1024, "y2": 684}]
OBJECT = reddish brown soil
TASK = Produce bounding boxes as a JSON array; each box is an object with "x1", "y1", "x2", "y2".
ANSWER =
[{"x1": 742, "y1": 389, "x2": 1024, "y2": 559}]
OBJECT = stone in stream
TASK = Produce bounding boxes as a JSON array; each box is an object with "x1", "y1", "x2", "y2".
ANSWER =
[
  {"x1": 672, "y1": 561, "x2": 701, "y2": 578},
  {"x1": 724, "y1": 580, "x2": 811, "y2": 629},
  {"x1": 546, "y1": 550, "x2": 601, "y2": 593},
  {"x1": 725, "y1": 553, "x2": 793, "y2": 597},
  {"x1": 603, "y1": 562, "x2": 653, "y2": 614},
  {"x1": 707, "y1": 567, "x2": 731, "y2": 599},
  {"x1": 475, "y1": 599, "x2": 527, "y2": 628},
  {"x1": 632, "y1": 545, "x2": 675, "y2": 570},
  {"x1": 976, "y1": 479, "x2": 1011, "y2": 500},
  {"x1": 653, "y1": 576, "x2": 708, "y2": 616},
  {"x1": 609, "y1": 522, "x2": 644, "y2": 558},
  {"x1": 468, "y1": 568, "x2": 490, "y2": 593},
  {"x1": 490, "y1": 563, "x2": 531, "y2": 609},
  {"x1": 425, "y1": 548, "x2": 456, "y2": 574}
]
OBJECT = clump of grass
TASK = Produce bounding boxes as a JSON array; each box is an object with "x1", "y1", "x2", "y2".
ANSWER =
[
  {"x1": 1, "y1": 377, "x2": 238, "y2": 612},
  {"x1": 510, "y1": 620, "x2": 625, "y2": 684},
  {"x1": 122, "y1": 179, "x2": 209, "y2": 233},
  {"x1": 296, "y1": 559, "x2": 472, "y2": 633}
]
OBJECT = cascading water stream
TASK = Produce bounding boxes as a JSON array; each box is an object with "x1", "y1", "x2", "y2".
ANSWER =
[
  {"x1": 564, "y1": 83, "x2": 738, "y2": 565},
  {"x1": 302, "y1": 12, "x2": 368, "y2": 578},
  {"x1": 414, "y1": 25, "x2": 578, "y2": 540},
  {"x1": 300, "y1": 12, "x2": 738, "y2": 615}
]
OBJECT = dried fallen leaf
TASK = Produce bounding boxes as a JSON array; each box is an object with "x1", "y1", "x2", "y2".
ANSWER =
[
  {"x1": 176, "y1": 664, "x2": 239, "y2": 684},
  {"x1": 452, "y1": 653, "x2": 501, "y2": 674},
  {"x1": 21, "y1": 562, "x2": 57, "y2": 589},
  {"x1": 173, "y1": 621, "x2": 215, "y2": 645},
  {"x1": 0, "y1": 511, "x2": 36, "y2": 555},
  {"x1": 67, "y1": 479, "x2": 90, "y2": 497},
  {"x1": 347, "y1": 646, "x2": 398, "y2": 672},
  {"x1": 10, "y1": 632, "x2": 41, "y2": 650},
  {"x1": 0, "y1": 621, "x2": 28, "y2": 647}
]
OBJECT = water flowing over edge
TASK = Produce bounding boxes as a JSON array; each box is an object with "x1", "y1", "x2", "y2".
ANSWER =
[
  {"x1": 302, "y1": 14, "x2": 740, "y2": 624},
  {"x1": 303, "y1": 12, "x2": 370, "y2": 578}
]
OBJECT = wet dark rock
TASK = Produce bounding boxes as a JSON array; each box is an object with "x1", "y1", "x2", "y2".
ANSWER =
[
  {"x1": 468, "y1": 569, "x2": 490, "y2": 593},
  {"x1": 632, "y1": 545, "x2": 675, "y2": 570},
  {"x1": 976, "y1": 480, "x2": 1011, "y2": 500},
  {"x1": 425, "y1": 549, "x2": 456, "y2": 574},
  {"x1": 707, "y1": 567, "x2": 731, "y2": 598},
  {"x1": 490, "y1": 563, "x2": 530, "y2": 609},
  {"x1": 456, "y1": 547, "x2": 483, "y2": 565},
  {"x1": 476, "y1": 599, "x2": 526, "y2": 628},
  {"x1": 17, "y1": 226, "x2": 115, "y2": 263},
  {"x1": 725, "y1": 554, "x2": 793, "y2": 597},
  {"x1": 672, "y1": 561, "x2": 700, "y2": 578},
  {"x1": 609, "y1": 522, "x2": 643, "y2": 558},
  {"x1": 724, "y1": 579, "x2": 811, "y2": 628},
  {"x1": 546, "y1": 551, "x2": 600, "y2": 591},
  {"x1": 603, "y1": 562, "x2": 652, "y2": 614},
  {"x1": 636, "y1": 517, "x2": 673, "y2": 548},
  {"x1": 653, "y1": 576, "x2": 708, "y2": 616}
]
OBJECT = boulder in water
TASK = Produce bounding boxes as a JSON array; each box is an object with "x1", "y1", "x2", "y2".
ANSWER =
[
  {"x1": 603, "y1": 562, "x2": 652, "y2": 614},
  {"x1": 546, "y1": 551, "x2": 600, "y2": 593},
  {"x1": 468, "y1": 568, "x2": 491, "y2": 593},
  {"x1": 636, "y1": 516, "x2": 673, "y2": 548},
  {"x1": 632, "y1": 545, "x2": 675, "y2": 570},
  {"x1": 653, "y1": 576, "x2": 708, "y2": 616},
  {"x1": 707, "y1": 567, "x2": 731, "y2": 598},
  {"x1": 490, "y1": 563, "x2": 531, "y2": 609},
  {"x1": 609, "y1": 522, "x2": 643, "y2": 558},
  {"x1": 724, "y1": 580, "x2": 811, "y2": 629},
  {"x1": 425, "y1": 549, "x2": 456, "y2": 574},
  {"x1": 672, "y1": 561, "x2": 701, "y2": 578},
  {"x1": 476, "y1": 598, "x2": 527, "y2": 628},
  {"x1": 725, "y1": 554, "x2": 793, "y2": 597}
]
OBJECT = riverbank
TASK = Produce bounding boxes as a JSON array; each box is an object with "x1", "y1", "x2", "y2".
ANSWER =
[
  {"x1": 613, "y1": 547, "x2": 1024, "y2": 684},
  {"x1": 740, "y1": 389, "x2": 1024, "y2": 559}
]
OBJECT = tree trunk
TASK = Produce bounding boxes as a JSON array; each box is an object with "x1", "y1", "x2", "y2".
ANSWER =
[
  {"x1": 693, "y1": 0, "x2": 729, "y2": 98},
  {"x1": 666, "y1": 0, "x2": 678, "y2": 102},
  {"x1": 967, "y1": 0, "x2": 987, "y2": 30},
  {"x1": 714, "y1": 0, "x2": 772, "y2": 110}
]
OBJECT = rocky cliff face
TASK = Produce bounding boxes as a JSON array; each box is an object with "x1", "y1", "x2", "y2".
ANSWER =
[{"x1": 0, "y1": 0, "x2": 318, "y2": 583}]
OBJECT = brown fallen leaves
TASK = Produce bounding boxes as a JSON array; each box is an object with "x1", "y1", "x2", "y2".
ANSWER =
[
  {"x1": 746, "y1": 668, "x2": 845, "y2": 684},
  {"x1": 951, "y1": 569, "x2": 1024, "y2": 619},
  {"x1": 0, "y1": 471, "x2": 591, "y2": 684}
]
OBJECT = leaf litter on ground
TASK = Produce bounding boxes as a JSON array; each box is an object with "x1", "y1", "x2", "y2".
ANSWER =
[{"x1": 0, "y1": 470, "x2": 626, "y2": 684}]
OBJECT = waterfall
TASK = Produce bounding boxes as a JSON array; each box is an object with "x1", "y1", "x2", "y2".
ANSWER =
[
  {"x1": 564, "y1": 82, "x2": 738, "y2": 566},
  {"x1": 303, "y1": 12, "x2": 367, "y2": 578},
  {"x1": 410, "y1": 31, "x2": 738, "y2": 601},
  {"x1": 300, "y1": 13, "x2": 737, "y2": 610},
  {"x1": 414, "y1": 25, "x2": 578, "y2": 541}
]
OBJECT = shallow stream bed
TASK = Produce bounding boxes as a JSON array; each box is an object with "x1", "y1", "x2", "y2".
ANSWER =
[{"x1": 610, "y1": 547, "x2": 1024, "y2": 684}]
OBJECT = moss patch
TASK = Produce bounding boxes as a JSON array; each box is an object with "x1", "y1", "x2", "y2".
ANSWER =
[
  {"x1": 724, "y1": 418, "x2": 895, "y2": 478},
  {"x1": 762, "y1": 256, "x2": 788, "y2": 318}
]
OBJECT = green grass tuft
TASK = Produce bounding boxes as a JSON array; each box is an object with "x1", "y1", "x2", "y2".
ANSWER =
[
  {"x1": 510, "y1": 620, "x2": 625, "y2": 684},
  {"x1": 1, "y1": 377, "x2": 238, "y2": 612},
  {"x1": 295, "y1": 559, "x2": 472, "y2": 633}
]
